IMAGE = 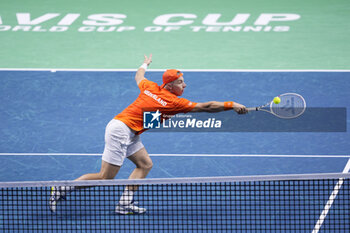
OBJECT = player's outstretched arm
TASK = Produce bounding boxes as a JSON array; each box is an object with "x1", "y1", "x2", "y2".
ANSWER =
[
  {"x1": 191, "y1": 101, "x2": 248, "y2": 114},
  {"x1": 135, "y1": 54, "x2": 152, "y2": 85}
]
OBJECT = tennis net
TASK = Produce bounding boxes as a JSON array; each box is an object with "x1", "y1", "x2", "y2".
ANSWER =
[{"x1": 0, "y1": 173, "x2": 349, "y2": 232}]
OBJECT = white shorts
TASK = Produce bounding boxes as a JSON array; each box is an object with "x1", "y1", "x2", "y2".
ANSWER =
[{"x1": 102, "y1": 119, "x2": 144, "y2": 166}]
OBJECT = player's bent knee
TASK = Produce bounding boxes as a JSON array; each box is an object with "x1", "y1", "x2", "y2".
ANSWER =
[{"x1": 142, "y1": 160, "x2": 153, "y2": 171}]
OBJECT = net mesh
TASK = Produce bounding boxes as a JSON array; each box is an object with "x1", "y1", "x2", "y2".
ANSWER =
[{"x1": 0, "y1": 173, "x2": 349, "y2": 232}]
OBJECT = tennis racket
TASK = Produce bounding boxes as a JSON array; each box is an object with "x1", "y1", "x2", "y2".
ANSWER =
[{"x1": 247, "y1": 93, "x2": 306, "y2": 119}]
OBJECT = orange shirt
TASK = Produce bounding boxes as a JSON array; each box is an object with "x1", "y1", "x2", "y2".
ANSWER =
[{"x1": 115, "y1": 79, "x2": 197, "y2": 133}]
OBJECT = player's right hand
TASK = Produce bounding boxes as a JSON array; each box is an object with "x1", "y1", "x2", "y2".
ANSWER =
[{"x1": 233, "y1": 103, "x2": 248, "y2": 114}]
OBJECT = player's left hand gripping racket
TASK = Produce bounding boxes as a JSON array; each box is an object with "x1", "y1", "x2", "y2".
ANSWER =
[{"x1": 247, "y1": 93, "x2": 306, "y2": 119}]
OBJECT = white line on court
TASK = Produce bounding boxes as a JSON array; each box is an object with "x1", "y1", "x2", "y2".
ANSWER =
[
  {"x1": 0, "y1": 153, "x2": 349, "y2": 158},
  {"x1": 0, "y1": 68, "x2": 350, "y2": 72},
  {"x1": 311, "y1": 158, "x2": 350, "y2": 233}
]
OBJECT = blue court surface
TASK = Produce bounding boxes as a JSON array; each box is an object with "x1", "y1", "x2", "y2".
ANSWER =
[
  {"x1": 0, "y1": 70, "x2": 349, "y2": 181},
  {"x1": 1, "y1": 70, "x2": 350, "y2": 232}
]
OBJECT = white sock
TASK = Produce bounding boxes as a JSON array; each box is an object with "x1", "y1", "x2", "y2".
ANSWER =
[{"x1": 119, "y1": 189, "x2": 134, "y2": 205}]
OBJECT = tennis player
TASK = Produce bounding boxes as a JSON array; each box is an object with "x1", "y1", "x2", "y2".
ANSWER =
[{"x1": 49, "y1": 54, "x2": 248, "y2": 214}]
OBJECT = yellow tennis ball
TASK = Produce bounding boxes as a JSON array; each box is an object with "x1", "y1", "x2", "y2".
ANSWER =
[{"x1": 273, "y1": 97, "x2": 281, "y2": 104}]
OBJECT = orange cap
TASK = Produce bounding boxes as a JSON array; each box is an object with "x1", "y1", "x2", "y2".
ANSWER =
[{"x1": 160, "y1": 69, "x2": 183, "y2": 88}]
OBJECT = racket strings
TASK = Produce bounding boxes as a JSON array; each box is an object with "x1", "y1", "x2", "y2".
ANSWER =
[{"x1": 271, "y1": 94, "x2": 306, "y2": 118}]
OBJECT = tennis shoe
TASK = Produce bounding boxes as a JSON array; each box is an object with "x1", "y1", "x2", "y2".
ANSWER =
[
  {"x1": 115, "y1": 201, "x2": 146, "y2": 215},
  {"x1": 49, "y1": 186, "x2": 67, "y2": 213}
]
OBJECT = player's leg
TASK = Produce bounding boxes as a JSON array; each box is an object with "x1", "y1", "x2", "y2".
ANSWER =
[
  {"x1": 50, "y1": 161, "x2": 121, "y2": 213},
  {"x1": 116, "y1": 143, "x2": 152, "y2": 214},
  {"x1": 74, "y1": 119, "x2": 127, "y2": 184},
  {"x1": 127, "y1": 147, "x2": 153, "y2": 183},
  {"x1": 77, "y1": 118, "x2": 130, "y2": 181},
  {"x1": 50, "y1": 119, "x2": 127, "y2": 213},
  {"x1": 75, "y1": 160, "x2": 121, "y2": 181}
]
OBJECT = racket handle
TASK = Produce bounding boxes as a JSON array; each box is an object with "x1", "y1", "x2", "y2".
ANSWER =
[{"x1": 247, "y1": 107, "x2": 258, "y2": 111}]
